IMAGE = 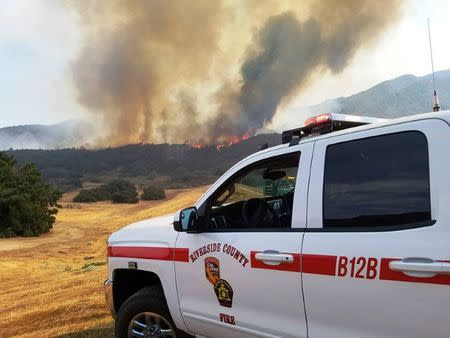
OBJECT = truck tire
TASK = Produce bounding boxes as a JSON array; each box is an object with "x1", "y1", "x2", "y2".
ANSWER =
[{"x1": 115, "y1": 286, "x2": 192, "y2": 338}]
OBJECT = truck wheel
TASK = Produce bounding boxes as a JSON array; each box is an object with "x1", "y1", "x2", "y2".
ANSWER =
[{"x1": 115, "y1": 286, "x2": 191, "y2": 338}]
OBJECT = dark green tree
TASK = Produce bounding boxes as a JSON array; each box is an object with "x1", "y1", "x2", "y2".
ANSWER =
[
  {"x1": 109, "y1": 180, "x2": 139, "y2": 204},
  {"x1": 141, "y1": 185, "x2": 166, "y2": 201},
  {"x1": 0, "y1": 152, "x2": 62, "y2": 237},
  {"x1": 73, "y1": 179, "x2": 138, "y2": 204}
]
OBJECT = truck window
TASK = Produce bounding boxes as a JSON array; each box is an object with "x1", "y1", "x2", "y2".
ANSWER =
[
  {"x1": 207, "y1": 152, "x2": 300, "y2": 230},
  {"x1": 323, "y1": 131, "x2": 431, "y2": 228}
]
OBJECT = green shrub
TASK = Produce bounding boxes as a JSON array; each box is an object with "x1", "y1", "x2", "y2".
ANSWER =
[
  {"x1": 74, "y1": 189, "x2": 98, "y2": 202},
  {"x1": 111, "y1": 191, "x2": 138, "y2": 204},
  {"x1": 73, "y1": 186, "x2": 111, "y2": 202},
  {"x1": 0, "y1": 152, "x2": 62, "y2": 237},
  {"x1": 141, "y1": 185, "x2": 166, "y2": 201},
  {"x1": 73, "y1": 179, "x2": 138, "y2": 204}
]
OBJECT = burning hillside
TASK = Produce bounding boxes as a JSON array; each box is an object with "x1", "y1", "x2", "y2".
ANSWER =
[
  {"x1": 71, "y1": 0, "x2": 404, "y2": 147},
  {"x1": 7, "y1": 133, "x2": 282, "y2": 191},
  {"x1": 190, "y1": 130, "x2": 251, "y2": 151}
]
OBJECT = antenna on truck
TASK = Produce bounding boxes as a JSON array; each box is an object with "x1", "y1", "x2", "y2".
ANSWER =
[{"x1": 428, "y1": 18, "x2": 440, "y2": 112}]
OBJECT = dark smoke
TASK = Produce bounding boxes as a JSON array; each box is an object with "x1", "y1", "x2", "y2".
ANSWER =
[
  {"x1": 72, "y1": 0, "x2": 404, "y2": 146},
  {"x1": 72, "y1": 0, "x2": 230, "y2": 145},
  {"x1": 212, "y1": 14, "x2": 324, "y2": 138},
  {"x1": 211, "y1": 0, "x2": 404, "y2": 140}
]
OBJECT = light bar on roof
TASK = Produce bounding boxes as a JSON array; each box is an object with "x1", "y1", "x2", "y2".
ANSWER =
[
  {"x1": 281, "y1": 113, "x2": 388, "y2": 145},
  {"x1": 304, "y1": 113, "x2": 332, "y2": 127}
]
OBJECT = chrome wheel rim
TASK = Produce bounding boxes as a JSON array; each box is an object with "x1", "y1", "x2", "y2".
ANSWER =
[{"x1": 128, "y1": 312, "x2": 176, "y2": 338}]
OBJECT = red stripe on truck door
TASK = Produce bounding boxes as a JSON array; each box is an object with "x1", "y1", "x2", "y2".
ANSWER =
[
  {"x1": 301, "y1": 254, "x2": 337, "y2": 276},
  {"x1": 250, "y1": 252, "x2": 337, "y2": 275},
  {"x1": 109, "y1": 246, "x2": 189, "y2": 262},
  {"x1": 173, "y1": 248, "x2": 190, "y2": 262},
  {"x1": 379, "y1": 258, "x2": 450, "y2": 285},
  {"x1": 109, "y1": 247, "x2": 450, "y2": 285}
]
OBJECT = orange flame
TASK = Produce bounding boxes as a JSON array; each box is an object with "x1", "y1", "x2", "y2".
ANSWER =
[
  {"x1": 190, "y1": 143, "x2": 205, "y2": 149},
  {"x1": 190, "y1": 129, "x2": 253, "y2": 151},
  {"x1": 138, "y1": 130, "x2": 149, "y2": 145},
  {"x1": 214, "y1": 129, "x2": 252, "y2": 151}
]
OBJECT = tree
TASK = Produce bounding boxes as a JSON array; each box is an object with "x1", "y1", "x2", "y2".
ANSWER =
[
  {"x1": 0, "y1": 152, "x2": 62, "y2": 237},
  {"x1": 73, "y1": 179, "x2": 138, "y2": 204},
  {"x1": 141, "y1": 185, "x2": 166, "y2": 201},
  {"x1": 109, "y1": 180, "x2": 139, "y2": 204},
  {"x1": 73, "y1": 188, "x2": 106, "y2": 202}
]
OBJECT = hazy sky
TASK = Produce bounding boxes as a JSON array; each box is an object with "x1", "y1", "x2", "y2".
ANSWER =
[{"x1": 1, "y1": 0, "x2": 450, "y2": 129}]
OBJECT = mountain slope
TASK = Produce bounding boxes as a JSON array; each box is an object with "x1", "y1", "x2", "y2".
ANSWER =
[
  {"x1": 308, "y1": 69, "x2": 450, "y2": 118},
  {"x1": 0, "y1": 120, "x2": 94, "y2": 150}
]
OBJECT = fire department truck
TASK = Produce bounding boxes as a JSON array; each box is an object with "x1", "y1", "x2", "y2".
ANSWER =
[{"x1": 105, "y1": 111, "x2": 450, "y2": 338}]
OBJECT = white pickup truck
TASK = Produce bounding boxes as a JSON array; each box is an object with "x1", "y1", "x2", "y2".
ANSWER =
[{"x1": 105, "y1": 111, "x2": 450, "y2": 338}]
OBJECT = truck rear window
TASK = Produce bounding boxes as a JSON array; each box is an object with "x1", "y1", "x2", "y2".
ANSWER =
[{"x1": 323, "y1": 131, "x2": 431, "y2": 228}]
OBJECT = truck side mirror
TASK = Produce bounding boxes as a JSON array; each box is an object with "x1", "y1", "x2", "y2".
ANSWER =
[{"x1": 173, "y1": 207, "x2": 199, "y2": 232}]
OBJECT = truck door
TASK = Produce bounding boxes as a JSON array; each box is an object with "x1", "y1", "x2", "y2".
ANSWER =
[
  {"x1": 303, "y1": 119, "x2": 450, "y2": 338},
  {"x1": 175, "y1": 145, "x2": 313, "y2": 338}
]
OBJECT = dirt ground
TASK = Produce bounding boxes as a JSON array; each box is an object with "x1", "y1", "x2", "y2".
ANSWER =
[{"x1": 0, "y1": 186, "x2": 207, "y2": 338}]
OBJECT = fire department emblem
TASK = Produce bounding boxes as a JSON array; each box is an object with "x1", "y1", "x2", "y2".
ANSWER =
[
  {"x1": 202, "y1": 254, "x2": 237, "y2": 308},
  {"x1": 204, "y1": 257, "x2": 220, "y2": 285},
  {"x1": 214, "y1": 279, "x2": 233, "y2": 308}
]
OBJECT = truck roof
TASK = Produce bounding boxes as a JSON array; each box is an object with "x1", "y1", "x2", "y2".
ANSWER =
[{"x1": 252, "y1": 110, "x2": 450, "y2": 159}]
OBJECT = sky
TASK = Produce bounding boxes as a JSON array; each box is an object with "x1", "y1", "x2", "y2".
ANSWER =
[{"x1": 1, "y1": 0, "x2": 450, "y2": 129}]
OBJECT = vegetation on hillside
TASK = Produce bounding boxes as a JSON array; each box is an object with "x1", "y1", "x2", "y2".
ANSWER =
[
  {"x1": 73, "y1": 179, "x2": 139, "y2": 204},
  {"x1": 141, "y1": 185, "x2": 166, "y2": 200},
  {"x1": 0, "y1": 152, "x2": 62, "y2": 237},
  {"x1": 6, "y1": 134, "x2": 280, "y2": 192}
]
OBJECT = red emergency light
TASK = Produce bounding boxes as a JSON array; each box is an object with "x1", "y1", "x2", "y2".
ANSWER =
[
  {"x1": 304, "y1": 113, "x2": 332, "y2": 127},
  {"x1": 282, "y1": 113, "x2": 387, "y2": 145}
]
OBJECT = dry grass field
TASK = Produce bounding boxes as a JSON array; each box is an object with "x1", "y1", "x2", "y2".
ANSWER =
[{"x1": 0, "y1": 186, "x2": 207, "y2": 338}]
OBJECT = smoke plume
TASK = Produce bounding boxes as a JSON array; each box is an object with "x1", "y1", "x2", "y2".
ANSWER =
[{"x1": 72, "y1": 0, "x2": 404, "y2": 146}]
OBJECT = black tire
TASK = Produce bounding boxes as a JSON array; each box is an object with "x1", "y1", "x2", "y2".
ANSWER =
[{"x1": 115, "y1": 286, "x2": 192, "y2": 338}]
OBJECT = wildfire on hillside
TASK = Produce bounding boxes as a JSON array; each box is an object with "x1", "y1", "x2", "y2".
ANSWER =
[
  {"x1": 138, "y1": 130, "x2": 149, "y2": 145},
  {"x1": 190, "y1": 143, "x2": 204, "y2": 149},
  {"x1": 215, "y1": 130, "x2": 251, "y2": 150},
  {"x1": 189, "y1": 130, "x2": 252, "y2": 151}
]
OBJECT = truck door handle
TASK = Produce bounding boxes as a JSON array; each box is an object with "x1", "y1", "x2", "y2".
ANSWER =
[
  {"x1": 255, "y1": 251, "x2": 294, "y2": 266},
  {"x1": 389, "y1": 258, "x2": 450, "y2": 278}
]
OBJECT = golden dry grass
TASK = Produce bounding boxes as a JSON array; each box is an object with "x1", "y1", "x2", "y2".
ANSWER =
[{"x1": 0, "y1": 186, "x2": 207, "y2": 338}]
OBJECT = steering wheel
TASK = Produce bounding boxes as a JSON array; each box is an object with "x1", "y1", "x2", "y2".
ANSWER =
[{"x1": 242, "y1": 198, "x2": 279, "y2": 228}]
